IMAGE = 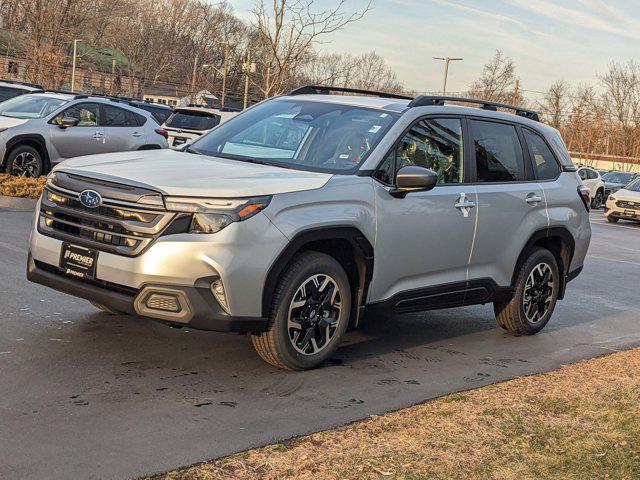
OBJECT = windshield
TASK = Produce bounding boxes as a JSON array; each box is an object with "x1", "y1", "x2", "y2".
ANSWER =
[
  {"x1": 603, "y1": 171, "x2": 634, "y2": 184},
  {"x1": 625, "y1": 179, "x2": 640, "y2": 192},
  {"x1": 190, "y1": 99, "x2": 399, "y2": 173},
  {"x1": 0, "y1": 94, "x2": 67, "y2": 119},
  {"x1": 165, "y1": 111, "x2": 219, "y2": 131}
]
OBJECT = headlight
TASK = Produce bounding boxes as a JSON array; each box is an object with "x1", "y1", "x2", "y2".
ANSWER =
[
  {"x1": 164, "y1": 196, "x2": 271, "y2": 234},
  {"x1": 45, "y1": 171, "x2": 57, "y2": 186}
]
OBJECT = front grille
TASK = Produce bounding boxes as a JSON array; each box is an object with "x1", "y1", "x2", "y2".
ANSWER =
[
  {"x1": 38, "y1": 174, "x2": 176, "y2": 256},
  {"x1": 616, "y1": 200, "x2": 640, "y2": 210}
]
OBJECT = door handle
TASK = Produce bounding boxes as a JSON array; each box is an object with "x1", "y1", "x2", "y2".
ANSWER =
[
  {"x1": 525, "y1": 193, "x2": 543, "y2": 206},
  {"x1": 92, "y1": 131, "x2": 103, "y2": 140},
  {"x1": 132, "y1": 132, "x2": 142, "y2": 137},
  {"x1": 454, "y1": 192, "x2": 476, "y2": 218}
]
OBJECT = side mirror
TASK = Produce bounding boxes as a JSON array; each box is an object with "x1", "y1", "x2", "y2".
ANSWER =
[
  {"x1": 58, "y1": 117, "x2": 79, "y2": 129},
  {"x1": 390, "y1": 166, "x2": 438, "y2": 198}
]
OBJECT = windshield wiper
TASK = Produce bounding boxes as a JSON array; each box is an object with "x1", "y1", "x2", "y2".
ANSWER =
[{"x1": 184, "y1": 146, "x2": 201, "y2": 155}]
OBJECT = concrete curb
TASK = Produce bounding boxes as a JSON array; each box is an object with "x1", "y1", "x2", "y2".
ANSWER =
[{"x1": 0, "y1": 195, "x2": 37, "y2": 211}]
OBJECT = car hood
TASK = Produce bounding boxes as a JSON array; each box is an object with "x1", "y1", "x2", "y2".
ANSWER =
[
  {"x1": 0, "y1": 115, "x2": 29, "y2": 129},
  {"x1": 54, "y1": 149, "x2": 332, "y2": 197},
  {"x1": 612, "y1": 188, "x2": 640, "y2": 201}
]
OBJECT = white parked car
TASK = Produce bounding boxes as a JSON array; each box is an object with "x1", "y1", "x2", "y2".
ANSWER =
[
  {"x1": 577, "y1": 166, "x2": 605, "y2": 209},
  {"x1": 604, "y1": 178, "x2": 640, "y2": 223},
  {"x1": 162, "y1": 106, "x2": 238, "y2": 148}
]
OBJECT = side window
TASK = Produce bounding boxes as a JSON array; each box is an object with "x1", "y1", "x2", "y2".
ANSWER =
[
  {"x1": 394, "y1": 117, "x2": 464, "y2": 184},
  {"x1": 524, "y1": 129, "x2": 560, "y2": 180},
  {"x1": 578, "y1": 168, "x2": 587, "y2": 180},
  {"x1": 587, "y1": 169, "x2": 598, "y2": 180},
  {"x1": 471, "y1": 120, "x2": 525, "y2": 182},
  {"x1": 55, "y1": 102, "x2": 100, "y2": 127},
  {"x1": 373, "y1": 151, "x2": 394, "y2": 185},
  {"x1": 102, "y1": 105, "x2": 139, "y2": 127}
]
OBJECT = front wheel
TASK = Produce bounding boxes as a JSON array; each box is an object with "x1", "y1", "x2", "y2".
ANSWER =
[
  {"x1": 494, "y1": 247, "x2": 559, "y2": 335},
  {"x1": 5, "y1": 145, "x2": 44, "y2": 177},
  {"x1": 251, "y1": 252, "x2": 351, "y2": 370},
  {"x1": 607, "y1": 215, "x2": 619, "y2": 223}
]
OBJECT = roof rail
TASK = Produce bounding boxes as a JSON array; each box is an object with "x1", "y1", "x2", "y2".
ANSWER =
[
  {"x1": 45, "y1": 89, "x2": 75, "y2": 95},
  {"x1": 0, "y1": 79, "x2": 44, "y2": 90},
  {"x1": 408, "y1": 95, "x2": 540, "y2": 121},
  {"x1": 287, "y1": 85, "x2": 413, "y2": 100}
]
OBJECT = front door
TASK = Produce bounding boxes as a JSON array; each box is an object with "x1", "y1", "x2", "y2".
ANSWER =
[
  {"x1": 49, "y1": 102, "x2": 104, "y2": 160},
  {"x1": 369, "y1": 116, "x2": 477, "y2": 311}
]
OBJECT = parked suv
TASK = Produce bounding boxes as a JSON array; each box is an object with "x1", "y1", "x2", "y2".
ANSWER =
[
  {"x1": 576, "y1": 165, "x2": 605, "y2": 208},
  {"x1": 27, "y1": 86, "x2": 591, "y2": 370},
  {"x1": 604, "y1": 178, "x2": 640, "y2": 223},
  {"x1": 163, "y1": 106, "x2": 238, "y2": 148},
  {"x1": 0, "y1": 79, "x2": 44, "y2": 102},
  {"x1": 0, "y1": 93, "x2": 168, "y2": 177}
]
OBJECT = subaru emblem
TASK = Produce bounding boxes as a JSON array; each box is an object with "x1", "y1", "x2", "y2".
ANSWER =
[{"x1": 79, "y1": 189, "x2": 102, "y2": 208}]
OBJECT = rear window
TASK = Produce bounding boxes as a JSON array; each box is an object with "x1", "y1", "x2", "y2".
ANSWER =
[
  {"x1": 166, "y1": 111, "x2": 219, "y2": 131},
  {"x1": 140, "y1": 106, "x2": 172, "y2": 125},
  {"x1": 603, "y1": 171, "x2": 634, "y2": 184},
  {"x1": 471, "y1": 120, "x2": 525, "y2": 182}
]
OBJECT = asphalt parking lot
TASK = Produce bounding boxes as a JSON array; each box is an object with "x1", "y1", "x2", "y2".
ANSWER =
[{"x1": 1, "y1": 200, "x2": 639, "y2": 480}]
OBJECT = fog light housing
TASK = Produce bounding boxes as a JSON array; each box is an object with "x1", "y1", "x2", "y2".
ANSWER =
[
  {"x1": 146, "y1": 293, "x2": 181, "y2": 312},
  {"x1": 210, "y1": 278, "x2": 229, "y2": 313}
]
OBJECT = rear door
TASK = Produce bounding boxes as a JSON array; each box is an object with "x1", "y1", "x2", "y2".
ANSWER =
[
  {"x1": 48, "y1": 102, "x2": 104, "y2": 159},
  {"x1": 466, "y1": 118, "x2": 548, "y2": 288},
  {"x1": 100, "y1": 104, "x2": 148, "y2": 153}
]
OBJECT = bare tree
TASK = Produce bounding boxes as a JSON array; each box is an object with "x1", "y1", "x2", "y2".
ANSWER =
[
  {"x1": 468, "y1": 50, "x2": 523, "y2": 105},
  {"x1": 250, "y1": 0, "x2": 371, "y2": 98},
  {"x1": 538, "y1": 80, "x2": 570, "y2": 129}
]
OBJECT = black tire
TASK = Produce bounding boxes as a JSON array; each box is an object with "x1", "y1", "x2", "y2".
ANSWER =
[
  {"x1": 494, "y1": 247, "x2": 559, "y2": 335},
  {"x1": 4, "y1": 144, "x2": 44, "y2": 177},
  {"x1": 591, "y1": 190, "x2": 603, "y2": 209},
  {"x1": 251, "y1": 251, "x2": 351, "y2": 370},
  {"x1": 607, "y1": 216, "x2": 619, "y2": 223},
  {"x1": 90, "y1": 301, "x2": 120, "y2": 315}
]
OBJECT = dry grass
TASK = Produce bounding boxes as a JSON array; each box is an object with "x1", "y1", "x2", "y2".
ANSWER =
[
  {"x1": 0, "y1": 173, "x2": 46, "y2": 198},
  {"x1": 147, "y1": 349, "x2": 640, "y2": 480}
]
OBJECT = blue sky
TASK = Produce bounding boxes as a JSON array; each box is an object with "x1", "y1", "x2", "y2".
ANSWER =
[{"x1": 231, "y1": 0, "x2": 640, "y2": 97}]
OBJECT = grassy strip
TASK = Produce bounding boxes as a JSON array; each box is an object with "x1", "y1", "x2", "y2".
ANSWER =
[
  {"x1": 148, "y1": 348, "x2": 640, "y2": 480},
  {"x1": 0, "y1": 174, "x2": 46, "y2": 199}
]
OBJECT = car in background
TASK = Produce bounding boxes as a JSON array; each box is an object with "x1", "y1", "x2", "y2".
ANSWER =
[
  {"x1": 0, "y1": 92, "x2": 168, "y2": 177},
  {"x1": 604, "y1": 178, "x2": 640, "y2": 223},
  {"x1": 162, "y1": 105, "x2": 238, "y2": 148},
  {"x1": 0, "y1": 80, "x2": 44, "y2": 102},
  {"x1": 602, "y1": 170, "x2": 639, "y2": 200},
  {"x1": 126, "y1": 99, "x2": 173, "y2": 125},
  {"x1": 577, "y1": 166, "x2": 605, "y2": 208}
]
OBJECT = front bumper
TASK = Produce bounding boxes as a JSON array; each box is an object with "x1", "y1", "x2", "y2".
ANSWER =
[
  {"x1": 604, "y1": 198, "x2": 640, "y2": 221},
  {"x1": 27, "y1": 255, "x2": 268, "y2": 332}
]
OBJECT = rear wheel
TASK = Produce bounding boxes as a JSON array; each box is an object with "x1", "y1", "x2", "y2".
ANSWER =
[
  {"x1": 494, "y1": 247, "x2": 559, "y2": 335},
  {"x1": 251, "y1": 252, "x2": 351, "y2": 370},
  {"x1": 5, "y1": 145, "x2": 44, "y2": 177},
  {"x1": 591, "y1": 190, "x2": 604, "y2": 209}
]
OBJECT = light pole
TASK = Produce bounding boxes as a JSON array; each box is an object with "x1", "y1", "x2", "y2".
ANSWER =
[
  {"x1": 71, "y1": 39, "x2": 82, "y2": 93},
  {"x1": 433, "y1": 56, "x2": 463, "y2": 95},
  {"x1": 242, "y1": 52, "x2": 255, "y2": 110}
]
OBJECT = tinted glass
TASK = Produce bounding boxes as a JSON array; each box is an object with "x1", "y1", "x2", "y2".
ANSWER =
[
  {"x1": 472, "y1": 120, "x2": 525, "y2": 182},
  {"x1": 0, "y1": 94, "x2": 67, "y2": 119},
  {"x1": 0, "y1": 87, "x2": 22, "y2": 102},
  {"x1": 578, "y1": 168, "x2": 588, "y2": 180},
  {"x1": 141, "y1": 105, "x2": 171, "y2": 124},
  {"x1": 102, "y1": 105, "x2": 139, "y2": 127},
  {"x1": 587, "y1": 169, "x2": 598, "y2": 180},
  {"x1": 166, "y1": 111, "x2": 219, "y2": 131},
  {"x1": 56, "y1": 103, "x2": 100, "y2": 126},
  {"x1": 394, "y1": 117, "x2": 464, "y2": 184},
  {"x1": 524, "y1": 129, "x2": 560, "y2": 180},
  {"x1": 191, "y1": 99, "x2": 399, "y2": 174}
]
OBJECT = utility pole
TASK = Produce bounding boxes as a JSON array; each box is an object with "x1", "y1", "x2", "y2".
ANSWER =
[
  {"x1": 513, "y1": 79, "x2": 519, "y2": 105},
  {"x1": 71, "y1": 39, "x2": 81, "y2": 93},
  {"x1": 243, "y1": 51, "x2": 255, "y2": 110},
  {"x1": 433, "y1": 56, "x2": 463, "y2": 95},
  {"x1": 190, "y1": 54, "x2": 199, "y2": 103},
  {"x1": 221, "y1": 42, "x2": 231, "y2": 108}
]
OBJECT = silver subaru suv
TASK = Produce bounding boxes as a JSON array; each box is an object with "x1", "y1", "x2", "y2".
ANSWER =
[
  {"x1": 0, "y1": 92, "x2": 168, "y2": 177},
  {"x1": 27, "y1": 86, "x2": 591, "y2": 370}
]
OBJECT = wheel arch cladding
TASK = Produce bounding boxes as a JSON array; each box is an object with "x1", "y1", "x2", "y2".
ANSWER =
[
  {"x1": 511, "y1": 227, "x2": 575, "y2": 300},
  {"x1": 262, "y1": 227, "x2": 374, "y2": 328},
  {"x1": 4, "y1": 134, "x2": 50, "y2": 170}
]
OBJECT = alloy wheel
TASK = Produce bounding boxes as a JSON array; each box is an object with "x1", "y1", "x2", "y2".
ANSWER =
[
  {"x1": 523, "y1": 262, "x2": 554, "y2": 323},
  {"x1": 287, "y1": 273, "x2": 342, "y2": 355},
  {"x1": 11, "y1": 152, "x2": 40, "y2": 177}
]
